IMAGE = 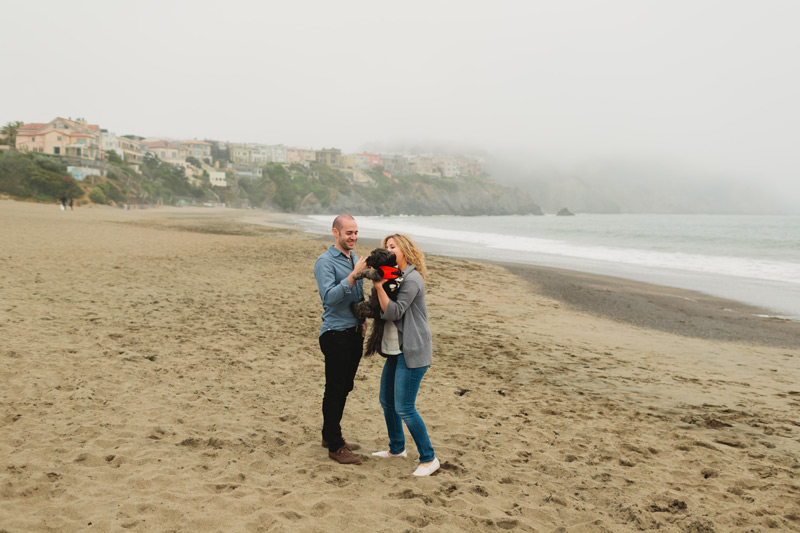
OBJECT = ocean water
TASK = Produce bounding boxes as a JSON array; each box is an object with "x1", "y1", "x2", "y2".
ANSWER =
[{"x1": 295, "y1": 214, "x2": 800, "y2": 320}]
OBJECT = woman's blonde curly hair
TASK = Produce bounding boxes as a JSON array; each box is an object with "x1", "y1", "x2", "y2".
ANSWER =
[{"x1": 382, "y1": 234, "x2": 427, "y2": 280}]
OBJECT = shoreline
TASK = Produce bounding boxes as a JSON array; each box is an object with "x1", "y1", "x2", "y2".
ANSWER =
[
  {"x1": 277, "y1": 215, "x2": 799, "y2": 349},
  {"x1": 288, "y1": 212, "x2": 800, "y2": 322},
  {"x1": 493, "y1": 261, "x2": 800, "y2": 349}
]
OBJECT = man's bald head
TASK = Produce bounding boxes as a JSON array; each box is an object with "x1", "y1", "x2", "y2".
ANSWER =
[{"x1": 332, "y1": 214, "x2": 355, "y2": 232}]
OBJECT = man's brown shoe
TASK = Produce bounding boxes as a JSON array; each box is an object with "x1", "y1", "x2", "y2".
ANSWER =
[
  {"x1": 329, "y1": 445, "x2": 362, "y2": 465},
  {"x1": 321, "y1": 439, "x2": 361, "y2": 451}
]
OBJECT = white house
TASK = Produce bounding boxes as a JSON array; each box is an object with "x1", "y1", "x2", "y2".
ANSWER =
[
  {"x1": 209, "y1": 169, "x2": 228, "y2": 187},
  {"x1": 101, "y1": 131, "x2": 125, "y2": 159}
]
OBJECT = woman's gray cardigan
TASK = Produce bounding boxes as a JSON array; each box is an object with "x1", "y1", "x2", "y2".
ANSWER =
[{"x1": 380, "y1": 265, "x2": 433, "y2": 368}]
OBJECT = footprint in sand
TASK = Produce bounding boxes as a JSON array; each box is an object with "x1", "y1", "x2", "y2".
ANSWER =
[
  {"x1": 325, "y1": 476, "x2": 350, "y2": 487},
  {"x1": 208, "y1": 483, "x2": 239, "y2": 493}
]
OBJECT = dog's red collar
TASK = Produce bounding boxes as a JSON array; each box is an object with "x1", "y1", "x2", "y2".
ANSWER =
[{"x1": 379, "y1": 266, "x2": 402, "y2": 280}]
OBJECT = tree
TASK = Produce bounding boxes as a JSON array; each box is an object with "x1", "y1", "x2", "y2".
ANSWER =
[
  {"x1": 140, "y1": 152, "x2": 205, "y2": 204},
  {"x1": 106, "y1": 150, "x2": 123, "y2": 164},
  {"x1": 207, "y1": 140, "x2": 229, "y2": 165},
  {"x1": 89, "y1": 187, "x2": 107, "y2": 204},
  {"x1": 0, "y1": 151, "x2": 31, "y2": 196},
  {"x1": 1, "y1": 121, "x2": 23, "y2": 147}
]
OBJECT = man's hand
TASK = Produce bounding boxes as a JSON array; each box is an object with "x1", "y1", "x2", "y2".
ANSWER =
[
  {"x1": 353, "y1": 256, "x2": 367, "y2": 275},
  {"x1": 360, "y1": 323, "x2": 367, "y2": 337},
  {"x1": 346, "y1": 256, "x2": 368, "y2": 287}
]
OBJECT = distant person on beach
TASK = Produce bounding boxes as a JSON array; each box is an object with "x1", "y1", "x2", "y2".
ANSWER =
[
  {"x1": 370, "y1": 234, "x2": 439, "y2": 477},
  {"x1": 314, "y1": 214, "x2": 368, "y2": 465},
  {"x1": 59, "y1": 196, "x2": 66, "y2": 211},
  {"x1": 69, "y1": 198, "x2": 73, "y2": 210}
]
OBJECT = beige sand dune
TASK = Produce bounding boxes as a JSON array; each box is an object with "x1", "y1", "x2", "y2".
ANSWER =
[{"x1": 1, "y1": 200, "x2": 798, "y2": 532}]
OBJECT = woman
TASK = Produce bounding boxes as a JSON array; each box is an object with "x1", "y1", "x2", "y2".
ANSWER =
[{"x1": 370, "y1": 234, "x2": 439, "y2": 477}]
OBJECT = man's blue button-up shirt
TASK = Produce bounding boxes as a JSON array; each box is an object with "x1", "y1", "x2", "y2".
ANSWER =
[{"x1": 314, "y1": 245, "x2": 364, "y2": 336}]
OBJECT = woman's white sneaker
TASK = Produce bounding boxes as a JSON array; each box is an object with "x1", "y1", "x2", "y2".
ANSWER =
[
  {"x1": 372, "y1": 449, "x2": 407, "y2": 458},
  {"x1": 412, "y1": 457, "x2": 440, "y2": 477}
]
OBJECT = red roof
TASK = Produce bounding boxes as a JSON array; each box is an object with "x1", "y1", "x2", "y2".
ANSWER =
[
  {"x1": 145, "y1": 140, "x2": 179, "y2": 149},
  {"x1": 19, "y1": 123, "x2": 47, "y2": 130},
  {"x1": 17, "y1": 130, "x2": 89, "y2": 138}
]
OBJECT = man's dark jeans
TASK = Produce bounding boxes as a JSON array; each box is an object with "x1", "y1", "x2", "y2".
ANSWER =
[{"x1": 319, "y1": 326, "x2": 363, "y2": 453}]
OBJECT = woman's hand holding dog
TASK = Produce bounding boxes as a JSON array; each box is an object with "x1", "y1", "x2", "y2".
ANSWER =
[{"x1": 373, "y1": 279, "x2": 390, "y2": 312}]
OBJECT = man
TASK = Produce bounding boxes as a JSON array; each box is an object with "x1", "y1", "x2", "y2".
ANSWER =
[{"x1": 314, "y1": 214, "x2": 368, "y2": 464}]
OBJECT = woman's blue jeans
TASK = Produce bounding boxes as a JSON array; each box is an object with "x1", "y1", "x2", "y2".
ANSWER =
[{"x1": 379, "y1": 353, "x2": 435, "y2": 463}]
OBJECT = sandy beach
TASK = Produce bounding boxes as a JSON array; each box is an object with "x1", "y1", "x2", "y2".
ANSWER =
[{"x1": 1, "y1": 199, "x2": 799, "y2": 532}]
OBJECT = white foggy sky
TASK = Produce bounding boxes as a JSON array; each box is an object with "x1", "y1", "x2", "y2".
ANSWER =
[{"x1": 4, "y1": 0, "x2": 799, "y2": 189}]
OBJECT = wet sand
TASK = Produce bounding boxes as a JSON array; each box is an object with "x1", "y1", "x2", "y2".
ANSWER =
[
  {"x1": 497, "y1": 262, "x2": 799, "y2": 349},
  {"x1": 1, "y1": 200, "x2": 799, "y2": 532}
]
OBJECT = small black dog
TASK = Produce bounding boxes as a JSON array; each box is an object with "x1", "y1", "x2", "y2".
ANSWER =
[{"x1": 351, "y1": 248, "x2": 403, "y2": 356}]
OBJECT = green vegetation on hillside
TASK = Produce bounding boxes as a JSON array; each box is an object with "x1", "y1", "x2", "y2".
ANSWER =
[
  {"x1": 234, "y1": 162, "x2": 536, "y2": 214},
  {"x1": 140, "y1": 154, "x2": 207, "y2": 203},
  {"x1": 238, "y1": 163, "x2": 347, "y2": 209},
  {"x1": 0, "y1": 152, "x2": 80, "y2": 202},
  {"x1": 1, "y1": 149, "x2": 538, "y2": 214},
  {"x1": 0, "y1": 151, "x2": 211, "y2": 206}
]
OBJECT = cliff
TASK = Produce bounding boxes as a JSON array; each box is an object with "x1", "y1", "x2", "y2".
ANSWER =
[
  {"x1": 297, "y1": 181, "x2": 541, "y2": 216},
  {"x1": 237, "y1": 162, "x2": 544, "y2": 216}
]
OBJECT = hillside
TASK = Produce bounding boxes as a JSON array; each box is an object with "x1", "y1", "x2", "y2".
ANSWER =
[
  {"x1": 239, "y1": 163, "x2": 542, "y2": 216},
  {"x1": 0, "y1": 152, "x2": 542, "y2": 215},
  {"x1": 0, "y1": 151, "x2": 210, "y2": 206}
]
